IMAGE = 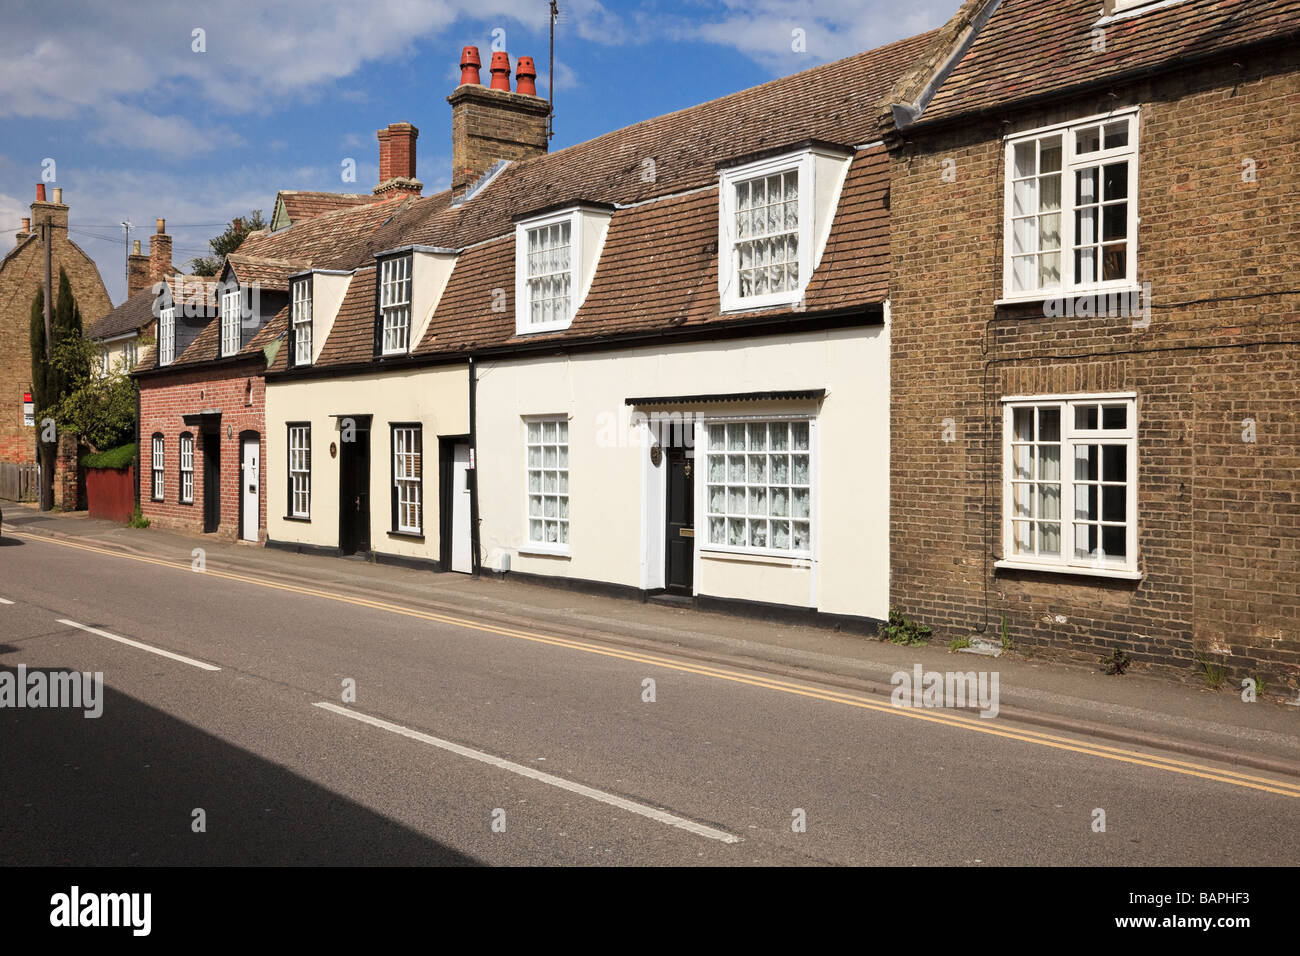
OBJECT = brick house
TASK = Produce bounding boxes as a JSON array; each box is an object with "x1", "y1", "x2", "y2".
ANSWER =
[
  {"x1": 132, "y1": 196, "x2": 405, "y2": 541},
  {"x1": 880, "y1": 0, "x2": 1300, "y2": 686},
  {"x1": 0, "y1": 185, "x2": 111, "y2": 465},
  {"x1": 86, "y1": 218, "x2": 178, "y2": 376}
]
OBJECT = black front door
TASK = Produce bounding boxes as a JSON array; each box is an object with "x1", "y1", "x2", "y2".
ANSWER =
[
  {"x1": 202, "y1": 432, "x2": 220, "y2": 533},
  {"x1": 339, "y1": 428, "x2": 371, "y2": 555},
  {"x1": 665, "y1": 445, "x2": 694, "y2": 594}
]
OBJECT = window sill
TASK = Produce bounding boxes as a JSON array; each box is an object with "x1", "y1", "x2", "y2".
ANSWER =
[
  {"x1": 699, "y1": 545, "x2": 813, "y2": 565},
  {"x1": 515, "y1": 321, "x2": 573, "y2": 336},
  {"x1": 720, "y1": 291, "x2": 806, "y2": 315},
  {"x1": 994, "y1": 286, "x2": 1144, "y2": 309},
  {"x1": 518, "y1": 544, "x2": 571, "y2": 558},
  {"x1": 994, "y1": 558, "x2": 1142, "y2": 581},
  {"x1": 388, "y1": 530, "x2": 424, "y2": 541},
  {"x1": 180, "y1": 500, "x2": 193, "y2": 507},
  {"x1": 283, "y1": 514, "x2": 311, "y2": 523}
]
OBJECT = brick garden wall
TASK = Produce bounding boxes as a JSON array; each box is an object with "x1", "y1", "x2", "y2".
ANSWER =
[
  {"x1": 888, "y1": 47, "x2": 1300, "y2": 690},
  {"x1": 138, "y1": 364, "x2": 267, "y2": 542}
]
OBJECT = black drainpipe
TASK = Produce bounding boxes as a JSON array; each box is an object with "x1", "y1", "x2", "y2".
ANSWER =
[
  {"x1": 133, "y1": 380, "x2": 141, "y2": 512},
  {"x1": 467, "y1": 355, "x2": 482, "y2": 576}
]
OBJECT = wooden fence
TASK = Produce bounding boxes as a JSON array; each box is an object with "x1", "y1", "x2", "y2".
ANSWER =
[{"x1": 0, "y1": 462, "x2": 38, "y2": 502}]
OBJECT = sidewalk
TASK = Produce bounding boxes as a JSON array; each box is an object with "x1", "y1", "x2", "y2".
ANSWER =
[{"x1": 5, "y1": 503, "x2": 1298, "y2": 776}]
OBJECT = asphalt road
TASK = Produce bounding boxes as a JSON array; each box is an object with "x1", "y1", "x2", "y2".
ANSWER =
[{"x1": 1, "y1": 530, "x2": 1296, "y2": 865}]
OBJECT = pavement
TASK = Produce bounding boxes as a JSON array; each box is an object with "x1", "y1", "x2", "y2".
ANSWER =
[{"x1": 1, "y1": 503, "x2": 1297, "y2": 865}]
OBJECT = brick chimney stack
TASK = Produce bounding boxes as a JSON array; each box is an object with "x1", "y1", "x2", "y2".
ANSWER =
[
  {"x1": 127, "y1": 239, "x2": 150, "y2": 297},
  {"x1": 16, "y1": 216, "x2": 31, "y2": 244},
  {"x1": 448, "y1": 46, "x2": 550, "y2": 196},
  {"x1": 149, "y1": 218, "x2": 173, "y2": 283},
  {"x1": 29, "y1": 182, "x2": 69, "y2": 234},
  {"x1": 373, "y1": 122, "x2": 423, "y2": 199}
]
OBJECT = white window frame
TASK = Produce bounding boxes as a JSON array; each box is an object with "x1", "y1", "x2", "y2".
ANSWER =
[
  {"x1": 179, "y1": 433, "x2": 194, "y2": 504},
  {"x1": 997, "y1": 392, "x2": 1140, "y2": 579},
  {"x1": 1002, "y1": 108, "x2": 1139, "y2": 303},
  {"x1": 700, "y1": 416, "x2": 815, "y2": 560},
  {"x1": 523, "y1": 416, "x2": 570, "y2": 554},
  {"x1": 392, "y1": 424, "x2": 422, "y2": 534},
  {"x1": 124, "y1": 338, "x2": 138, "y2": 371},
  {"x1": 289, "y1": 425, "x2": 310, "y2": 518},
  {"x1": 292, "y1": 277, "x2": 313, "y2": 366},
  {"x1": 151, "y1": 435, "x2": 164, "y2": 501},
  {"x1": 380, "y1": 256, "x2": 412, "y2": 356},
  {"x1": 718, "y1": 150, "x2": 816, "y2": 313},
  {"x1": 158, "y1": 307, "x2": 176, "y2": 366},
  {"x1": 220, "y1": 289, "x2": 241, "y2": 357}
]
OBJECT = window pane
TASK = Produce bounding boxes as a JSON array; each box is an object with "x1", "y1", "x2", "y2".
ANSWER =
[
  {"x1": 1039, "y1": 522, "x2": 1061, "y2": 555},
  {"x1": 1102, "y1": 404, "x2": 1127, "y2": 430},
  {"x1": 1013, "y1": 483, "x2": 1032, "y2": 518},
  {"x1": 1102, "y1": 524, "x2": 1126, "y2": 558},
  {"x1": 1075, "y1": 444, "x2": 1099, "y2": 481},
  {"x1": 1039, "y1": 137, "x2": 1062, "y2": 173},
  {"x1": 1075, "y1": 483, "x2": 1098, "y2": 521},
  {"x1": 1103, "y1": 162, "x2": 1128, "y2": 201},
  {"x1": 1013, "y1": 445, "x2": 1032, "y2": 480},
  {"x1": 1037, "y1": 408, "x2": 1060, "y2": 442},
  {"x1": 1102, "y1": 203, "x2": 1128, "y2": 242},
  {"x1": 1103, "y1": 121, "x2": 1129, "y2": 149},
  {"x1": 1102, "y1": 243, "x2": 1127, "y2": 281},
  {"x1": 1037, "y1": 443, "x2": 1060, "y2": 481},
  {"x1": 1075, "y1": 126, "x2": 1101, "y2": 153},
  {"x1": 1013, "y1": 142, "x2": 1036, "y2": 178},
  {"x1": 1037, "y1": 482, "x2": 1061, "y2": 520},
  {"x1": 1075, "y1": 404, "x2": 1099, "y2": 430},
  {"x1": 1102, "y1": 485, "x2": 1126, "y2": 523},
  {"x1": 1013, "y1": 407, "x2": 1034, "y2": 442},
  {"x1": 1102, "y1": 444, "x2": 1127, "y2": 482}
]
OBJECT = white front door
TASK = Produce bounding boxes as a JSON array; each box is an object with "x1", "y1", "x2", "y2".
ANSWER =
[
  {"x1": 241, "y1": 438, "x2": 259, "y2": 542},
  {"x1": 451, "y1": 443, "x2": 472, "y2": 573}
]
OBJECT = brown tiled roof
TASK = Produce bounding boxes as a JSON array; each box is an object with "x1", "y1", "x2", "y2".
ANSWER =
[
  {"x1": 225, "y1": 254, "x2": 309, "y2": 292},
  {"x1": 286, "y1": 32, "x2": 930, "y2": 371},
  {"x1": 364, "y1": 30, "x2": 936, "y2": 259},
  {"x1": 87, "y1": 286, "x2": 156, "y2": 340},
  {"x1": 88, "y1": 274, "x2": 219, "y2": 341},
  {"x1": 276, "y1": 190, "x2": 384, "y2": 225},
  {"x1": 918, "y1": 0, "x2": 1300, "y2": 125},
  {"x1": 397, "y1": 146, "x2": 892, "y2": 361},
  {"x1": 236, "y1": 195, "x2": 413, "y2": 271}
]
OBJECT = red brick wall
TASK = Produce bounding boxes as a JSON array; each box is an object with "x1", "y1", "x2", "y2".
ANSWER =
[
  {"x1": 138, "y1": 364, "x2": 267, "y2": 542},
  {"x1": 888, "y1": 48, "x2": 1300, "y2": 690}
]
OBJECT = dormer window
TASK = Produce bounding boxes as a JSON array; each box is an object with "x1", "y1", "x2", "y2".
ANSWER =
[
  {"x1": 718, "y1": 144, "x2": 852, "y2": 313},
  {"x1": 158, "y1": 307, "x2": 176, "y2": 366},
  {"x1": 514, "y1": 204, "x2": 612, "y2": 336},
  {"x1": 1103, "y1": 0, "x2": 1180, "y2": 16},
  {"x1": 379, "y1": 255, "x2": 412, "y2": 355},
  {"x1": 526, "y1": 221, "x2": 572, "y2": 327},
  {"x1": 220, "y1": 288, "x2": 241, "y2": 357},
  {"x1": 291, "y1": 276, "x2": 313, "y2": 366}
]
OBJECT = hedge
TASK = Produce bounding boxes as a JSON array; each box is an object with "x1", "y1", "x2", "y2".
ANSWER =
[{"x1": 80, "y1": 443, "x2": 135, "y2": 471}]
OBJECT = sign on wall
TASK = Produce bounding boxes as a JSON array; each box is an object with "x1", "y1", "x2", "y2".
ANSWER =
[{"x1": 23, "y1": 392, "x2": 34, "y2": 427}]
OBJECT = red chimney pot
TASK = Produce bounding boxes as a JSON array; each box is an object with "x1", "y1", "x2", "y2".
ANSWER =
[
  {"x1": 35, "y1": 184, "x2": 46, "y2": 202},
  {"x1": 489, "y1": 51, "x2": 511, "y2": 91},
  {"x1": 460, "y1": 46, "x2": 482, "y2": 86},
  {"x1": 516, "y1": 56, "x2": 538, "y2": 96}
]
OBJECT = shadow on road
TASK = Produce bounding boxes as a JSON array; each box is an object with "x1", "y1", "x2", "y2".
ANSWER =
[{"x1": 0, "y1": 667, "x2": 481, "y2": 865}]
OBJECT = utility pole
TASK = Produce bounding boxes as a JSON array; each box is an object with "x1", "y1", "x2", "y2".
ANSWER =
[
  {"x1": 121, "y1": 220, "x2": 132, "y2": 292},
  {"x1": 548, "y1": 0, "x2": 559, "y2": 140},
  {"x1": 42, "y1": 220, "x2": 52, "y2": 358}
]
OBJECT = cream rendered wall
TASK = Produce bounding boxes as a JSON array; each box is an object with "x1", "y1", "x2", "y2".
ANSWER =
[
  {"x1": 474, "y1": 321, "x2": 890, "y2": 621},
  {"x1": 266, "y1": 364, "x2": 469, "y2": 560},
  {"x1": 310, "y1": 273, "x2": 351, "y2": 364}
]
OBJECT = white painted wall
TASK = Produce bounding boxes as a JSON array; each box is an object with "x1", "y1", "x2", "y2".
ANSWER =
[
  {"x1": 266, "y1": 365, "x2": 469, "y2": 560},
  {"x1": 474, "y1": 323, "x2": 890, "y2": 620}
]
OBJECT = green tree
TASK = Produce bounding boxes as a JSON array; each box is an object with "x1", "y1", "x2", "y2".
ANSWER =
[
  {"x1": 28, "y1": 268, "x2": 89, "y2": 509},
  {"x1": 189, "y1": 209, "x2": 265, "y2": 275},
  {"x1": 47, "y1": 334, "x2": 143, "y2": 452}
]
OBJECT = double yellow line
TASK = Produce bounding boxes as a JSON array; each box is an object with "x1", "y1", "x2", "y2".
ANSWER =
[{"x1": 14, "y1": 528, "x2": 1300, "y2": 798}]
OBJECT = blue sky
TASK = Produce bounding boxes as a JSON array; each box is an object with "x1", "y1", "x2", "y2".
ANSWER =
[{"x1": 1, "y1": 0, "x2": 954, "y2": 305}]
